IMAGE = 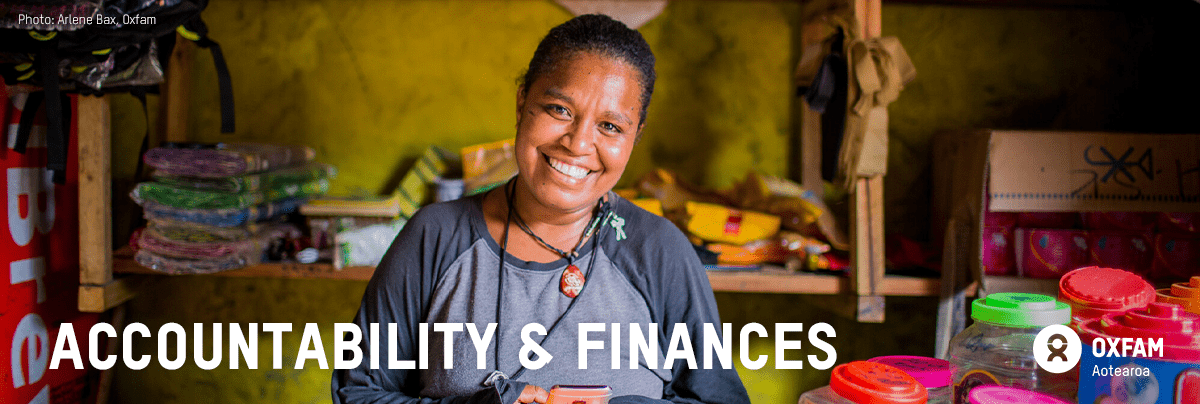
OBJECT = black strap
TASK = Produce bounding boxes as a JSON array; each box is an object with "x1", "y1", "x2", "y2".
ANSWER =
[
  {"x1": 131, "y1": 88, "x2": 152, "y2": 180},
  {"x1": 195, "y1": 37, "x2": 235, "y2": 133},
  {"x1": 38, "y1": 46, "x2": 70, "y2": 184},
  {"x1": 13, "y1": 91, "x2": 43, "y2": 154}
]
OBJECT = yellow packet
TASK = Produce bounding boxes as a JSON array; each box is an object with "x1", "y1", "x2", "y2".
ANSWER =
[
  {"x1": 684, "y1": 202, "x2": 780, "y2": 245},
  {"x1": 461, "y1": 138, "x2": 517, "y2": 195}
]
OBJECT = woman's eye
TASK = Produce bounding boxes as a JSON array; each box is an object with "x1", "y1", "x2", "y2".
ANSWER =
[
  {"x1": 600, "y1": 122, "x2": 622, "y2": 134},
  {"x1": 545, "y1": 105, "x2": 570, "y2": 118}
]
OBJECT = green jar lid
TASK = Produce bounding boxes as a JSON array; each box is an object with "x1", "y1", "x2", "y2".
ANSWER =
[{"x1": 971, "y1": 293, "x2": 1071, "y2": 327}]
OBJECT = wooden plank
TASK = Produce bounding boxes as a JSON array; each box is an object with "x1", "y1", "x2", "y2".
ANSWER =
[
  {"x1": 853, "y1": 0, "x2": 886, "y2": 323},
  {"x1": 112, "y1": 248, "x2": 377, "y2": 281},
  {"x1": 708, "y1": 271, "x2": 943, "y2": 296},
  {"x1": 78, "y1": 278, "x2": 139, "y2": 313},
  {"x1": 867, "y1": 176, "x2": 885, "y2": 291},
  {"x1": 111, "y1": 247, "x2": 950, "y2": 295},
  {"x1": 158, "y1": 34, "x2": 193, "y2": 144},
  {"x1": 851, "y1": 178, "x2": 883, "y2": 296},
  {"x1": 856, "y1": 295, "x2": 886, "y2": 322},
  {"x1": 78, "y1": 95, "x2": 112, "y2": 286},
  {"x1": 709, "y1": 271, "x2": 843, "y2": 294}
]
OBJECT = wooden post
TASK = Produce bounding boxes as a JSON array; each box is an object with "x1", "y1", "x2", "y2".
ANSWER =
[
  {"x1": 77, "y1": 95, "x2": 139, "y2": 313},
  {"x1": 798, "y1": 0, "x2": 887, "y2": 323},
  {"x1": 78, "y1": 95, "x2": 112, "y2": 288},
  {"x1": 158, "y1": 34, "x2": 193, "y2": 144},
  {"x1": 849, "y1": 0, "x2": 886, "y2": 323}
]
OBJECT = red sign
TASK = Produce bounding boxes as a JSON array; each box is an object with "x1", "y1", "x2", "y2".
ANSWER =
[{"x1": 1, "y1": 86, "x2": 98, "y2": 403}]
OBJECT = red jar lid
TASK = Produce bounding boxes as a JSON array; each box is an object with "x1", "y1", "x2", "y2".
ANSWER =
[
  {"x1": 867, "y1": 356, "x2": 954, "y2": 389},
  {"x1": 830, "y1": 361, "x2": 927, "y2": 404},
  {"x1": 1059, "y1": 267, "x2": 1154, "y2": 318}
]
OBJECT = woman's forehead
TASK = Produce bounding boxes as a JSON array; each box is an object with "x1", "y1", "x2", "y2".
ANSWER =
[{"x1": 532, "y1": 53, "x2": 641, "y2": 98}]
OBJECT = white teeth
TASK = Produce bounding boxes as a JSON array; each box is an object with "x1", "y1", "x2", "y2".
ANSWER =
[{"x1": 549, "y1": 158, "x2": 589, "y2": 179}]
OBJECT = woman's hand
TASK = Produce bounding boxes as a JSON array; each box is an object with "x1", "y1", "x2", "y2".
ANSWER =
[{"x1": 516, "y1": 384, "x2": 549, "y2": 404}]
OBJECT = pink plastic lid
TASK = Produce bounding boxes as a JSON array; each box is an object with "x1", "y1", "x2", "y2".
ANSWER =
[
  {"x1": 829, "y1": 361, "x2": 927, "y2": 404},
  {"x1": 1058, "y1": 266, "x2": 1154, "y2": 319},
  {"x1": 1078, "y1": 302, "x2": 1200, "y2": 361},
  {"x1": 866, "y1": 356, "x2": 954, "y2": 389},
  {"x1": 967, "y1": 386, "x2": 1070, "y2": 404}
]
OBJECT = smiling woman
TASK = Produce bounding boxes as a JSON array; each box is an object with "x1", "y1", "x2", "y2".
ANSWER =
[{"x1": 332, "y1": 14, "x2": 749, "y2": 404}]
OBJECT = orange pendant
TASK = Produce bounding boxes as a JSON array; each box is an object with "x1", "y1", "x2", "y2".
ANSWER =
[{"x1": 560, "y1": 264, "x2": 585, "y2": 298}]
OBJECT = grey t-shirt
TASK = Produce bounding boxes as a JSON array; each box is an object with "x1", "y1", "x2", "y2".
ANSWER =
[{"x1": 332, "y1": 194, "x2": 749, "y2": 404}]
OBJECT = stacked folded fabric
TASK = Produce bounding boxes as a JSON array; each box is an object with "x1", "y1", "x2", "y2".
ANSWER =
[{"x1": 130, "y1": 143, "x2": 334, "y2": 274}]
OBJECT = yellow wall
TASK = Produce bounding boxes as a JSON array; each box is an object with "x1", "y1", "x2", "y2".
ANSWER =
[{"x1": 107, "y1": 1, "x2": 1198, "y2": 403}]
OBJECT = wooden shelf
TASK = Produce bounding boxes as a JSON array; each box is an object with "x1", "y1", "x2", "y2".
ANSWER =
[
  {"x1": 114, "y1": 248, "x2": 952, "y2": 295},
  {"x1": 707, "y1": 270, "x2": 948, "y2": 296},
  {"x1": 113, "y1": 248, "x2": 375, "y2": 280}
]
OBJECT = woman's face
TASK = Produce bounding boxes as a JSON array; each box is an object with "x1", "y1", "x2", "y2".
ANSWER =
[{"x1": 515, "y1": 51, "x2": 643, "y2": 213}]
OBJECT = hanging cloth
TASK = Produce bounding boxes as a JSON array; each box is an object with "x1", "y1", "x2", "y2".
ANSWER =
[
  {"x1": 839, "y1": 35, "x2": 916, "y2": 188},
  {"x1": 795, "y1": 14, "x2": 916, "y2": 190}
]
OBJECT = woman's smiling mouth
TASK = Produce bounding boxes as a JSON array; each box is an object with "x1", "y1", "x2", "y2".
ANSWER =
[{"x1": 546, "y1": 155, "x2": 592, "y2": 179}]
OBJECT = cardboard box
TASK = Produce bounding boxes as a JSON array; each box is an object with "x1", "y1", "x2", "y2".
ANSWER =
[{"x1": 933, "y1": 130, "x2": 1200, "y2": 295}]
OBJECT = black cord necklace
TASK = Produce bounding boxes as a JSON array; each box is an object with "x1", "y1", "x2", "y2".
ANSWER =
[
  {"x1": 485, "y1": 177, "x2": 607, "y2": 387},
  {"x1": 508, "y1": 185, "x2": 605, "y2": 298}
]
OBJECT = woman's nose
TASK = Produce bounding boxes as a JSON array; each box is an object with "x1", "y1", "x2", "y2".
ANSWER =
[{"x1": 561, "y1": 120, "x2": 595, "y2": 154}]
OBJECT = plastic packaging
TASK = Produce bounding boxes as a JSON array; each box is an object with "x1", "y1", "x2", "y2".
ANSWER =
[
  {"x1": 1088, "y1": 231, "x2": 1152, "y2": 275},
  {"x1": 1077, "y1": 302, "x2": 1200, "y2": 404},
  {"x1": 1151, "y1": 233, "x2": 1200, "y2": 280},
  {"x1": 684, "y1": 202, "x2": 781, "y2": 245},
  {"x1": 335, "y1": 219, "x2": 404, "y2": 268},
  {"x1": 143, "y1": 143, "x2": 316, "y2": 178},
  {"x1": 141, "y1": 198, "x2": 303, "y2": 228},
  {"x1": 867, "y1": 356, "x2": 954, "y2": 404},
  {"x1": 1155, "y1": 276, "x2": 1200, "y2": 315},
  {"x1": 982, "y1": 226, "x2": 1015, "y2": 276},
  {"x1": 1159, "y1": 212, "x2": 1199, "y2": 234},
  {"x1": 947, "y1": 293, "x2": 1075, "y2": 403},
  {"x1": 1058, "y1": 266, "x2": 1154, "y2": 325},
  {"x1": 461, "y1": 139, "x2": 517, "y2": 195},
  {"x1": 966, "y1": 386, "x2": 1070, "y2": 404},
  {"x1": 1015, "y1": 228, "x2": 1088, "y2": 279},
  {"x1": 798, "y1": 361, "x2": 927, "y2": 404}
]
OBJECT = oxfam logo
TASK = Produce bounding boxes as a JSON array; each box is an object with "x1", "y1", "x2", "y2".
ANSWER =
[{"x1": 1034, "y1": 324, "x2": 1081, "y2": 374}]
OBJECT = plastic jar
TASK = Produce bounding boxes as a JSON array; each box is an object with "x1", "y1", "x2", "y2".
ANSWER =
[
  {"x1": 798, "y1": 361, "x2": 927, "y2": 404},
  {"x1": 946, "y1": 293, "x2": 1075, "y2": 404},
  {"x1": 1076, "y1": 302, "x2": 1200, "y2": 404},
  {"x1": 1058, "y1": 266, "x2": 1154, "y2": 326},
  {"x1": 867, "y1": 356, "x2": 954, "y2": 404},
  {"x1": 1155, "y1": 276, "x2": 1200, "y2": 315},
  {"x1": 966, "y1": 386, "x2": 1071, "y2": 404}
]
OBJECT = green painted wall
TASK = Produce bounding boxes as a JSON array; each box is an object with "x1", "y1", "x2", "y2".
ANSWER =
[{"x1": 106, "y1": 1, "x2": 1198, "y2": 403}]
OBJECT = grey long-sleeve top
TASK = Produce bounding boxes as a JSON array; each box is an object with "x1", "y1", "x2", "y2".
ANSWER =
[{"x1": 332, "y1": 194, "x2": 749, "y2": 404}]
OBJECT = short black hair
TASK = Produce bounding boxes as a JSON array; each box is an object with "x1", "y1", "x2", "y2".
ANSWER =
[{"x1": 520, "y1": 14, "x2": 656, "y2": 126}]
